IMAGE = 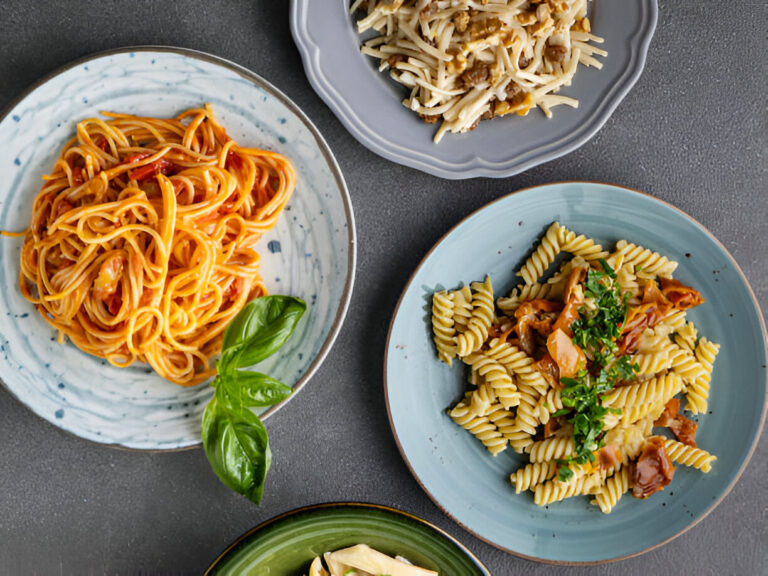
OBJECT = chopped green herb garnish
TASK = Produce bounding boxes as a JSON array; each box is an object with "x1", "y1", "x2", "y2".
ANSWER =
[
  {"x1": 556, "y1": 265, "x2": 638, "y2": 471},
  {"x1": 557, "y1": 466, "x2": 574, "y2": 482}
]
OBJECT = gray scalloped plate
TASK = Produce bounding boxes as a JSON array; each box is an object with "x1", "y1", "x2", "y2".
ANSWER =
[
  {"x1": 291, "y1": 1, "x2": 657, "y2": 179},
  {"x1": 0, "y1": 47, "x2": 356, "y2": 450}
]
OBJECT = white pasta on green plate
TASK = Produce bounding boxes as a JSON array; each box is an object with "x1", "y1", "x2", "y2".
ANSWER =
[{"x1": 384, "y1": 182, "x2": 767, "y2": 563}]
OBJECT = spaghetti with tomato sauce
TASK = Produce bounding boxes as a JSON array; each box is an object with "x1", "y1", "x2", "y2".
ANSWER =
[{"x1": 15, "y1": 105, "x2": 295, "y2": 386}]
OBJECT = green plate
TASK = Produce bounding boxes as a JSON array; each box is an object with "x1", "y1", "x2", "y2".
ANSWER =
[{"x1": 205, "y1": 503, "x2": 490, "y2": 575}]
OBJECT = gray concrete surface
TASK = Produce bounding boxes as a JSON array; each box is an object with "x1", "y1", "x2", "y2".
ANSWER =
[{"x1": 0, "y1": 1, "x2": 765, "y2": 574}]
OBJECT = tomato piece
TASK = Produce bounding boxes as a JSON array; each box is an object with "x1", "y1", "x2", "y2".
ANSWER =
[
  {"x1": 92, "y1": 253, "x2": 125, "y2": 300},
  {"x1": 660, "y1": 277, "x2": 705, "y2": 310},
  {"x1": 129, "y1": 158, "x2": 175, "y2": 181},
  {"x1": 546, "y1": 328, "x2": 585, "y2": 378},
  {"x1": 632, "y1": 436, "x2": 675, "y2": 499}
]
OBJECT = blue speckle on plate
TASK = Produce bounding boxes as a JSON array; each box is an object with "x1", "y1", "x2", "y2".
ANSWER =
[
  {"x1": 54, "y1": 409, "x2": 64, "y2": 419},
  {"x1": 58, "y1": 383, "x2": 65, "y2": 389},
  {"x1": 19, "y1": 313, "x2": 28, "y2": 318},
  {"x1": 14, "y1": 158, "x2": 20, "y2": 166},
  {"x1": 279, "y1": 118, "x2": 287, "y2": 124},
  {"x1": 12, "y1": 115, "x2": 20, "y2": 122},
  {"x1": 298, "y1": 353, "x2": 304, "y2": 360},
  {"x1": 267, "y1": 240, "x2": 281, "y2": 253},
  {"x1": 83, "y1": 97, "x2": 88, "y2": 103},
  {"x1": 129, "y1": 53, "x2": 135, "y2": 58},
  {"x1": 278, "y1": 136, "x2": 286, "y2": 144}
]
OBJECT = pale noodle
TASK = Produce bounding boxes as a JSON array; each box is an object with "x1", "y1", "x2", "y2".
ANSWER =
[{"x1": 353, "y1": 0, "x2": 606, "y2": 142}]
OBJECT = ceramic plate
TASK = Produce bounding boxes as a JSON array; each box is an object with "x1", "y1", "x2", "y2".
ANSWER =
[
  {"x1": 205, "y1": 503, "x2": 490, "y2": 575},
  {"x1": 384, "y1": 182, "x2": 767, "y2": 563},
  {"x1": 0, "y1": 47, "x2": 355, "y2": 450},
  {"x1": 291, "y1": 1, "x2": 657, "y2": 179}
]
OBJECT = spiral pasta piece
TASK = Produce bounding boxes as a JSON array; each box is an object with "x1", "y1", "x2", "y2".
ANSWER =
[
  {"x1": 484, "y1": 338, "x2": 537, "y2": 375},
  {"x1": 497, "y1": 282, "x2": 556, "y2": 314},
  {"x1": 465, "y1": 353, "x2": 520, "y2": 409},
  {"x1": 534, "y1": 471, "x2": 603, "y2": 506},
  {"x1": 510, "y1": 461, "x2": 557, "y2": 494},
  {"x1": 662, "y1": 308, "x2": 688, "y2": 333},
  {"x1": 487, "y1": 402, "x2": 517, "y2": 438},
  {"x1": 602, "y1": 373, "x2": 683, "y2": 411},
  {"x1": 631, "y1": 349, "x2": 672, "y2": 379},
  {"x1": 536, "y1": 386, "x2": 563, "y2": 425},
  {"x1": 615, "y1": 263, "x2": 641, "y2": 302},
  {"x1": 431, "y1": 290, "x2": 456, "y2": 366},
  {"x1": 449, "y1": 401, "x2": 507, "y2": 456},
  {"x1": 506, "y1": 429, "x2": 535, "y2": 454},
  {"x1": 561, "y1": 227, "x2": 609, "y2": 261},
  {"x1": 664, "y1": 439, "x2": 716, "y2": 473},
  {"x1": 673, "y1": 322, "x2": 698, "y2": 352},
  {"x1": 517, "y1": 369, "x2": 550, "y2": 396},
  {"x1": 516, "y1": 222, "x2": 563, "y2": 285},
  {"x1": 456, "y1": 277, "x2": 494, "y2": 357},
  {"x1": 512, "y1": 383, "x2": 541, "y2": 436},
  {"x1": 451, "y1": 285, "x2": 473, "y2": 333},
  {"x1": 695, "y1": 338, "x2": 720, "y2": 375},
  {"x1": 685, "y1": 338, "x2": 720, "y2": 415},
  {"x1": 527, "y1": 435, "x2": 574, "y2": 463},
  {"x1": 669, "y1": 346, "x2": 708, "y2": 385},
  {"x1": 612, "y1": 240, "x2": 678, "y2": 278},
  {"x1": 592, "y1": 467, "x2": 630, "y2": 514},
  {"x1": 469, "y1": 382, "x2": 496, "y2": 417}
]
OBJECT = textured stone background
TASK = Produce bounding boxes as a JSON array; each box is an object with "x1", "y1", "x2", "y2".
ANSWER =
[{"x1": 0, "y1": 1, "x2": 765, "y2": 574}]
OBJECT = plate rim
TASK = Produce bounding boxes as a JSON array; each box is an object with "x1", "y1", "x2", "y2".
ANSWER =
[
  {"x1": 204, "y1": 501, "x2": 491, "y2": 575},
  {"x1": 290, "y1": 1, "x2": 659, "y2": 179},
  {"x1": 383, "y1": 180, "x2": 768, "y2": 564},
  {"x1": 0, "y1": 45, "x2": 357, "y2": 451}
]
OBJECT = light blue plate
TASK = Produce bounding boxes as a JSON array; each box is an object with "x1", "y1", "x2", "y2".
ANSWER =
[
  {"x1": 291, "y1": 1, "x2": 657, "y2": 179},
  {"x1": 0, "y1": 47, "x2": 356, "y2": 450},
  {"x1": 384, "y1": 182, "x2": 767, "y2": 563}
]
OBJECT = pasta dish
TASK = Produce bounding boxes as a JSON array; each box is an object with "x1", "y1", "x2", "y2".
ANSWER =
[
  {"x1": 17, "y1": 105, "x2": 294, "y2": 386},
  {"x1": 307, "y1": 544, "x2": 437, "y2": 576},
  {"x1": 431, "y1": 223, "x2": 719, "y2": 512},
  {"x1": 352, "y1": 0, "x2": 606, "y2": 142}
]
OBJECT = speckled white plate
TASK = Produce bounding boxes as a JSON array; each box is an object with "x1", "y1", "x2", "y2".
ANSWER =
[
  {"x1": 291, "y1": 1, "x2": 657, "y2": 179},
  {"x1": 385, "y1": 182, "x2": 767, "y2": 562},
  {"x1": 0, "y1": 47, "x2": 355, "y2": 450}
]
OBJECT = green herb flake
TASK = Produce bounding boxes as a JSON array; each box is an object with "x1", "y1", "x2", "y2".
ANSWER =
[{"x1": 558, "y1": 466, "x2": 574, "y2": 482}]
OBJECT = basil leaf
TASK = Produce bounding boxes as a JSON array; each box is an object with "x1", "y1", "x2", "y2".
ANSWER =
[
  {"x1": 220, "y1": 371, "x2": 293, "y2": 407},
  {"x1": 219, "y1": 295, "x2": 306, "y2": 372},
  {"x1": 201, "y1": 394, "x2": 272, "y2": 504}
]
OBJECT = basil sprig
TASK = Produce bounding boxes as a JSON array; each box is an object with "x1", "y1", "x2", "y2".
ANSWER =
[{"x1": 202, "y1": 295, "x2": 306, "y2": 504}]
